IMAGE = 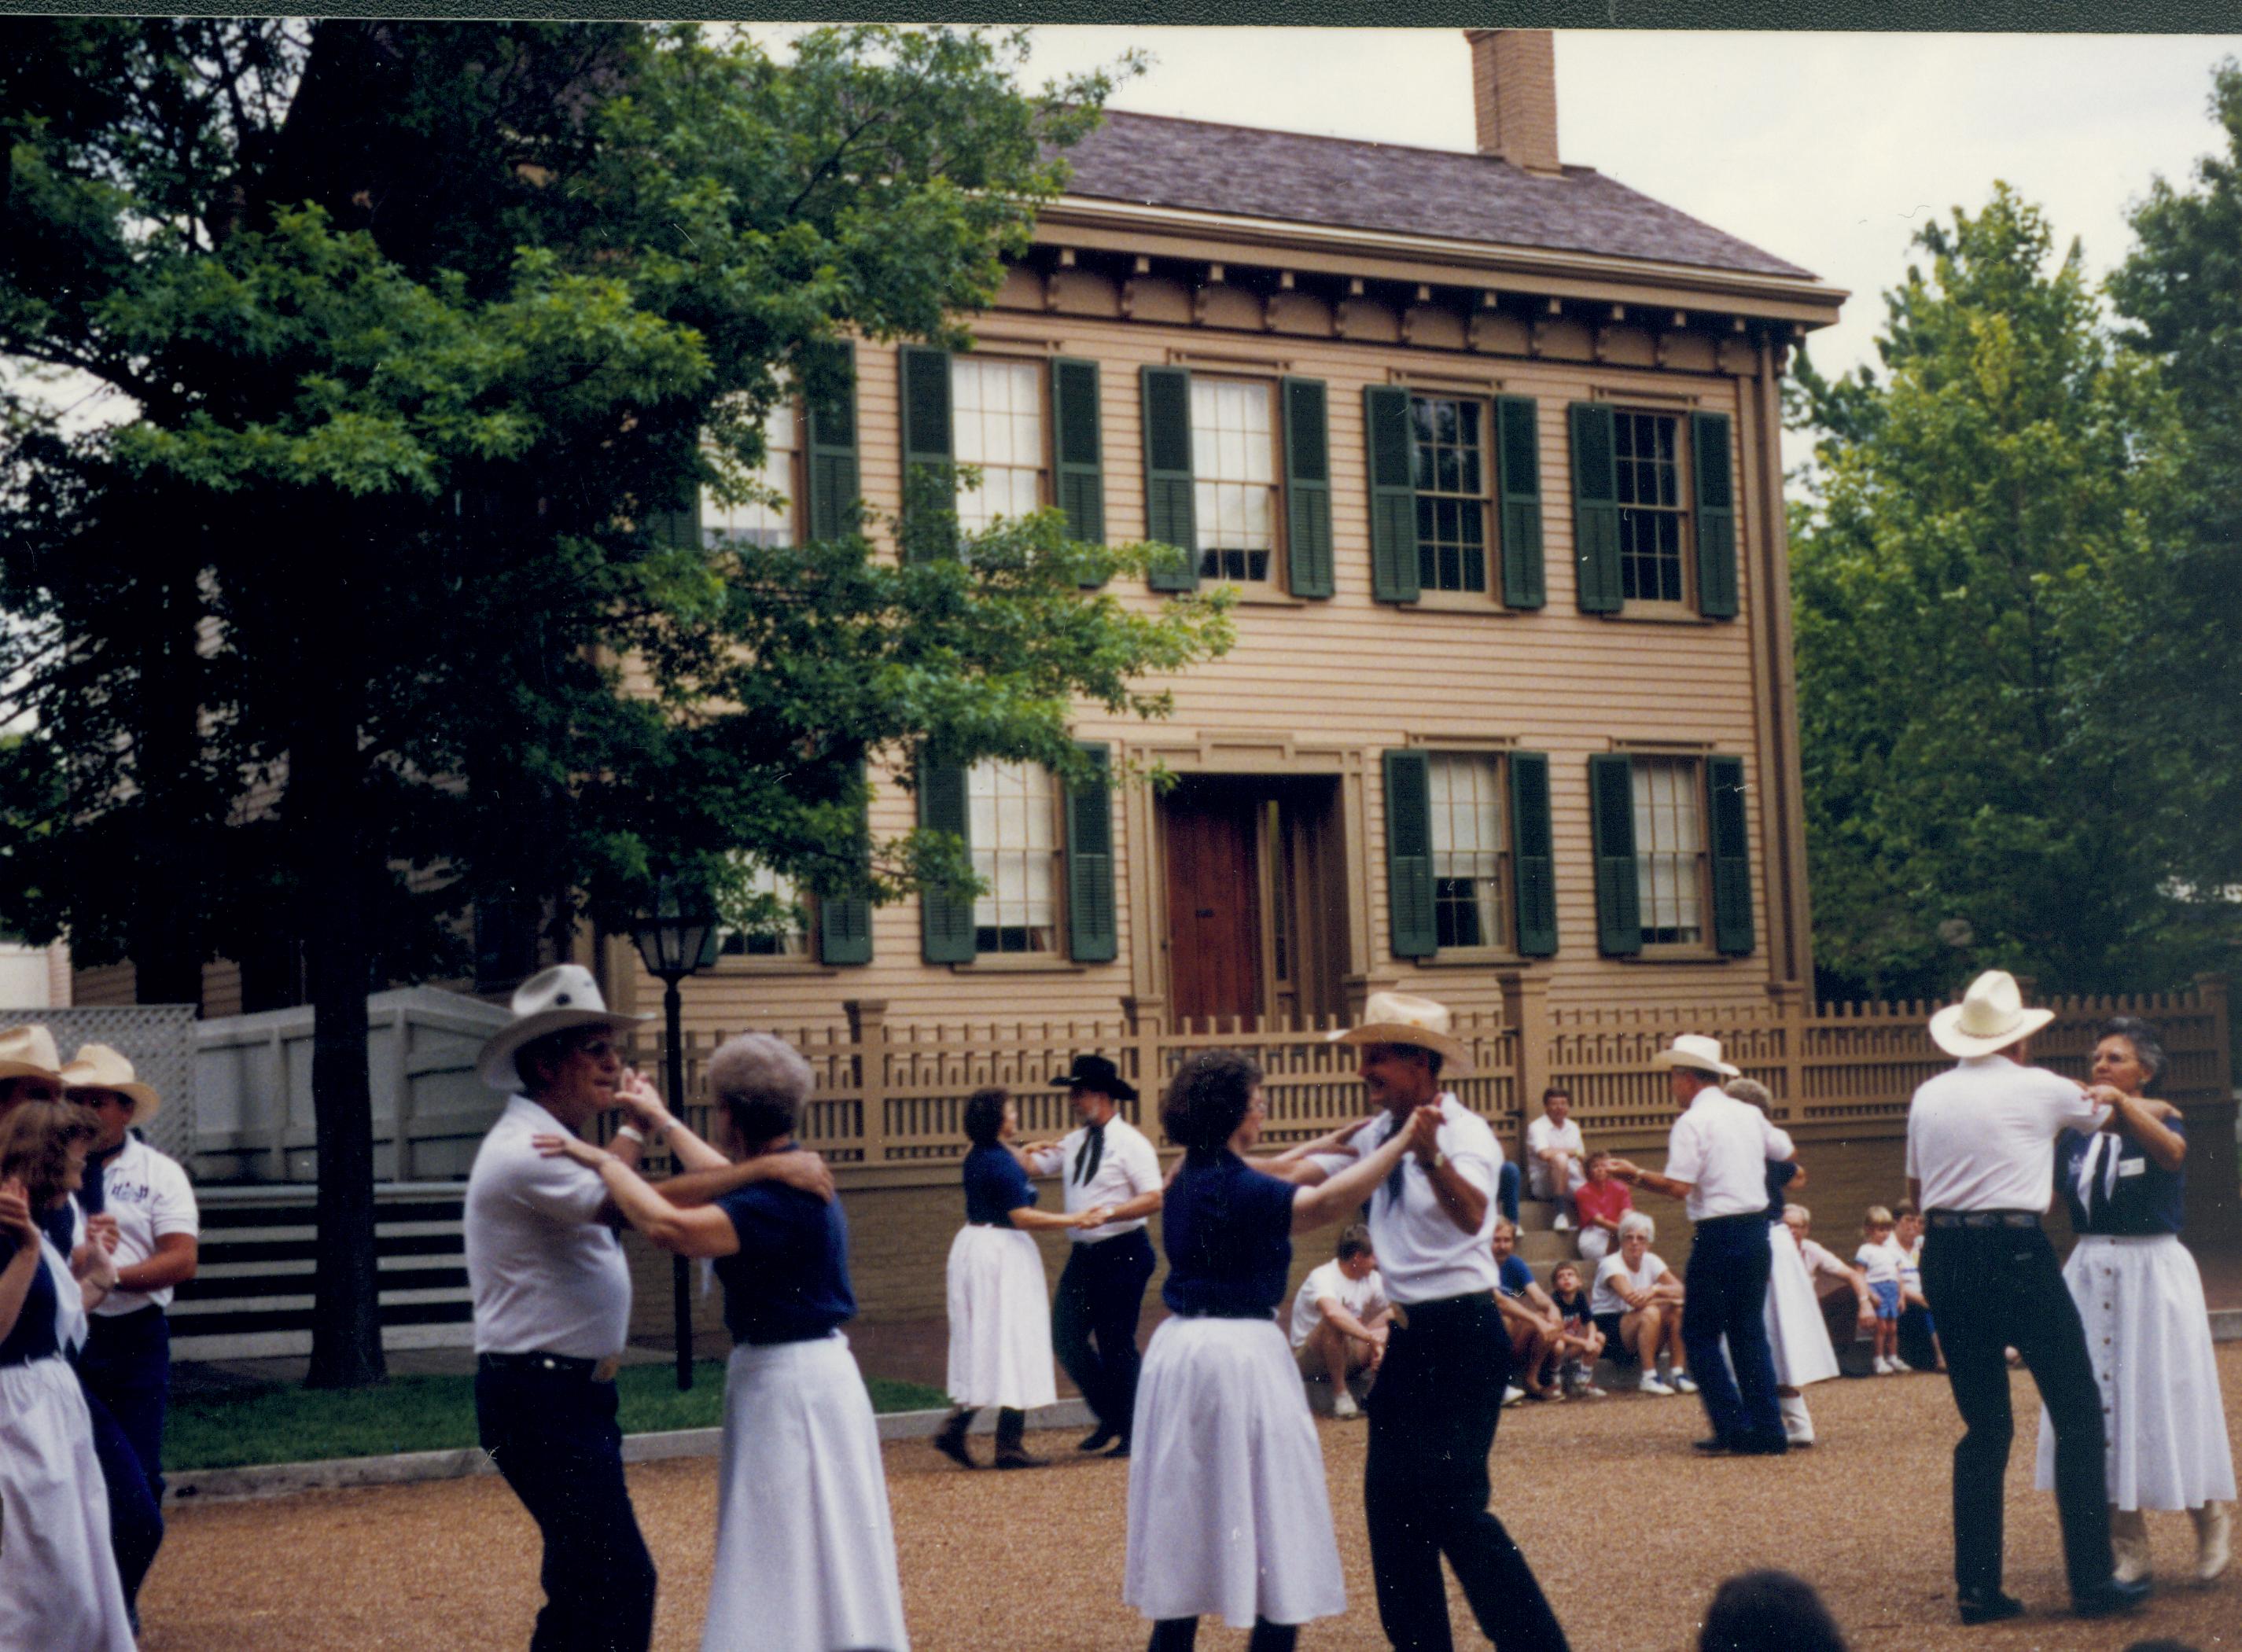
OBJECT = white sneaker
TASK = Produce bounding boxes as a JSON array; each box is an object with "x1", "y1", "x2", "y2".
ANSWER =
[
  {"x1": 1673, "y1": 1372, "x2": 1699, "y2": 1394},
  {"x1": 1888, "y1": 1356, "x2": 1913, "y2": 1374},
  {"x1": 1501, "y1": 1385, "x2": 1527, "y2": 1407},
  {"x1": 1552, "y1": 1212, "x2": 1574, "y2": 1231},
  {"x1": 1873, "y1": 1356, "x2": 1894, "y2": 1375},
  {"x1": 1636, "y1": 1375, "x2": 1675, "y2": 1396},
  {"x1": 1331, "y1": 1391, "x2": 1360, "y2": 1420}
]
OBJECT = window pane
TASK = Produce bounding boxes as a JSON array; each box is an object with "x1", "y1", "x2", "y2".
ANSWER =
[
  {"x1": 704, "y1": 403, "x2": 798, "y2": 550},
  {"x1": 969, "y1": 760, "x2": 1060, "y2": 954},
  {"x1": 954, "y1": 358, "x2": 1045, "y2": 532},
  {"x1": 1631, "y1": 756, "x2": 1704, "y2": 945},
  {"x1": 1191, "y1": 380, "x2": 1278, "y2": 586},
  {"x1": 1408, "y1": 395, "x2": 1491, "y2": 594},
  {"x1": 717, "y1": 858, "x2": 810, "y2": 958},
  {"x1": 1428, "y1": 753, "x2": 1510, "y2": 951},
  {"x1": 1614, "y1": 410, "x2": 1688, "y2": 603}
]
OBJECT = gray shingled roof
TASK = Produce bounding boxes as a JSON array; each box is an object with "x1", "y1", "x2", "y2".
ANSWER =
[{"x1": 1060, "y1": 110, "x2": 1817, "y2": 283}]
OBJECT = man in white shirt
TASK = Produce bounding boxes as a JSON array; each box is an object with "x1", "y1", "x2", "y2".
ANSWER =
[
  {"x1": 1904, "y1": 969, "x2": 2141, "y2": 1625},
  {"x1": 1522, "y1": 1086, "x2": 1585, "y2": 1227},
  {"x1": 1608, "y1": 1034, "x2": 1793, "y2": 1456},
  {"x1": 1275, "y1": 992, "x2": 1570, "y2": 1652},
  {"x1": 1289, "y1": 1223, "x2": 1390, "y2": 1418},
  {"x1": 1023, "y1": 1054, "x2": 1163, "y2": 1457}
]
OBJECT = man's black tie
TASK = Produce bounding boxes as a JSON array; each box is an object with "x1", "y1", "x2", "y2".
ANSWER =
[
  {"x1": 1073, "y1": 1120, "x2": 1106, "y2": 1187},
  {"x1": 79, "y1": 1141, "x2": 125, "y2": 1220}
]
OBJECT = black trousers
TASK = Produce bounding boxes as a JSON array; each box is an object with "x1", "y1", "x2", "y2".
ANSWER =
[
  {"x1": 1681, "y1": 1215, "x2": 1783, "y2": 1445},
  {"x1": 1362, "y1": 1293, "x2": 1570, "y2": 1652},
  {"x1": 1051, "y1": 1228, "x2": 1155, "y2": 1438},
  {"x1": 1919, "y1": 1224, "x2": 2112, "y2": 1602},
  {"x1": 81, "y1": 1380, "x2": 164, "y2": 1615},
  {"x1": 475, "y1": 1361, "x2": 658, "y2": 1652}
]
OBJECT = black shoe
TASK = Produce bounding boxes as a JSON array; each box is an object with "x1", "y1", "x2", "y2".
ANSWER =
[
  {"x1": 2071, "y1": 1577, "x2": 2151, "y2": 1619},
  {"x1": 1693, "y1": 1436, "x2": 1735, "y2": 1455},
  {"x1": 1955, "y1": 1589, "x2": 2023, "y2": 1626},
  {"x1": 1733, "y1": 1433, "x2": 1791, "y2": 1456},
  {"x1": 932, "y1": 1422, "x2": 978, "y2": 1470},
  {"x1": 1103, "y1": 1437, "x2": 1132, "y2": 1459},
  {"x1": 994, "y1": 1447, "x2": 1051, "y2": 1470},
  {"x1": 1079, "y1": 1426, "x2": 1117, "y2": 1452}
]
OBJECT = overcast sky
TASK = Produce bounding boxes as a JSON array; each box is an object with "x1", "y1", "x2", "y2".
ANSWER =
[{"x1": 1006, "y1": 28, "x2": 2242, "y2": 384}]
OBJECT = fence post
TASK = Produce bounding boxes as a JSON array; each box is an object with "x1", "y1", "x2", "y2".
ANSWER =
[
  {"x1": 1767, "y1": 980, "x2": 1806, "y2": 1120},
  {"x1": 845, "y1": 999, "x2": 889, "y2": 1166},
  {"x1": 1121, "y1": 997, "x2": 1162, "y2": 1135},
  {"x1": 2196, "y1": 973, "x2": 2233, "y2": 1098},
  {"x1": 1499, "y1": 971, "x2": 1552, "y2": 1135}
]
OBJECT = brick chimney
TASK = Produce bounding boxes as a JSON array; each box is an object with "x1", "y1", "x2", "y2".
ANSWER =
[{"x1": 1465, "y1": 28, "x2": 1561, "y2": 175}]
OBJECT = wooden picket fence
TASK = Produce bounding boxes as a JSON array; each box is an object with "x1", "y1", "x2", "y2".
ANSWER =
[{"x1": 629, "y1": 976, "x2": 2232, "y2": 1172}]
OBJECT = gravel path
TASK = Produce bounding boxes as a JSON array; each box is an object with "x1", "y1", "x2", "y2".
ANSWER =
[{"x1": 138, "y1": 1345, "x2": 2242, "y2": 1652}]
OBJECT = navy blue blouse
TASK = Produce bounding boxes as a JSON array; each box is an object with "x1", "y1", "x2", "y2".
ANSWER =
[
  {"x1": 0, "y1": 1233, "x2": 63, "y2": 1367},
  {"x1": 2056, "y1": 1118, "x2": 2187, "y2": 1238},
  {"x1": 1161, "y1": 1150, "x2": 1297, "y2": 1319},
  {"x1": 962, "y1": 1145, "x2": 1038, "y2": 1227},
  {"x1": 712, "y1": 1154, "x2": 857, "y2": 1346}
]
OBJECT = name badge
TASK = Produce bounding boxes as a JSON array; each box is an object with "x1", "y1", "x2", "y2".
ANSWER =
[{"x1": 2116, "y1": 1157, "x2": 2146, "y2": 1179}]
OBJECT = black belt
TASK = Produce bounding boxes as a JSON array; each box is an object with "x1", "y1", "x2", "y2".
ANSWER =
[
  {"x1": 1388, "y1": 1290, "x2": 1497, "y2": 1331},
  {"x1": 1173, "y1": 1308, "x2": 1275, "y2": 1321},
  {"x1": 1692, "y1": 1212, "x2": 1767, "y2": 1230},
  {"x1": 477, "y1": 1350, "x2": 620, "y2": 1380},
  {"x1": 1927, "y1": 1209, "x2": 2040, "y2": 1230},
  {"x1": 90, "y1": 1304, "x2": 164, "y2": 1326}
]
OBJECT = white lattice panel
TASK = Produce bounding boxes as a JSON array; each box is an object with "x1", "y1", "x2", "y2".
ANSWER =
[{"x1": 14, "y1": 1005, "x2": 198, "y2": 1162}]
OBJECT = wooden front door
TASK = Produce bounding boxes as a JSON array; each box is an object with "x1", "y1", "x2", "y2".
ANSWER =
[{"x1": 1164, "y1": 789, "x2": 1263, "y2": 1028}]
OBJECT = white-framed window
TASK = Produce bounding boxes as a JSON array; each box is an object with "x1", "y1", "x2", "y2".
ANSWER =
[
  {"x1": 969, "y1": 759, "x2": 1062, "y2": 955},
  {"x1": 952, "y1": 357, "x2": 1047, "y2": 532},
  {"x1": 1429, "y1": 752, "x2": 1510, "y2": 951},
  {"x1": 717, "y1": 859, "x2": 812, "y2": 959},
  {"x1": 1190, "y1": 377, "x2": 1279, "y2": 587},
  {"x1": 1632, "y1": 756, "x2": 1707, "y2": 947},
  {"x1": 704, "y1": 403, "x2": 799, "y2": 550},
  {"x1": 1614, "y1": 410, "x2": 1688, "y2": 605},
  {"x1": 1410, "y1": 396, "x2": 1491, "y2": 594}
]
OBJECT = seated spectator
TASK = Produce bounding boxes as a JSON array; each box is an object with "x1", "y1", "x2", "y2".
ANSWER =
[
  {"x1": 1524, "y1": 1087, "x2": 1585, "y2": 1230},
  {"x1": 1287, "y1": 1223, "x2": 1390, "y2": 1420},
  {"x1": 1698, "y1": 1569, "x2": 1848, "y2": 1652},
  {"x1": 1784, "y1": 1204, "x2": 1873, "y2": 1355},
  {"x1": 1590, "y1": 1212, "x2": 1692, "y2": 1395},
  {"x1": 1891, "y1": 1200, "x2": 1943, "y2": 1373},
  {"x1": 1491, "y1": 1217, "x2": 1563, "y2": 1403},
  {"x1": 1544, "y1": 1260, "x2": 1606, "y2": 1399},
  {"x1": 1571, "y1": 1150, "x2": 1634, "y2": 1268}
]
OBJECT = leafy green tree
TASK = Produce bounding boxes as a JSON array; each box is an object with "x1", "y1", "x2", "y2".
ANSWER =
[
  {"x1": 1787, "y1": 185, "x2": 2190, "y2": 1001},
  {"x1": 0, "y1": 20, "x2": 1224, "y2": 1385}
]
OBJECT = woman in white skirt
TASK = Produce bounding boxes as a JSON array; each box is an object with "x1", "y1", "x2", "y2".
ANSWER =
[
  {"x1": 2034, "y1": 1017, "x2": 2234, "y2": 1584},
  {"x1": 539, "y1": 1033, "x2": 908, "y2": 1652},
  {"x1": 1123, "y1": 1049, "x2": 1416, "y2": 1652},
  {"x1": 0, "y1": 1100, "x2": 134, "y2": 1652},
  {"x1": 1726, "y1": 1080, "x2": 1843, "y2": 1448},
  {"x1": 933, "y1": 1087, "x2": 1111, "y2": 1470}
]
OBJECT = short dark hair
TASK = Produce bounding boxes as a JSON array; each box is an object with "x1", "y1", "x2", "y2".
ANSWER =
[
  {"x1": 2099, "y1": 1016, "x2": 2168, "y2": 1093},
  {"x1": 0, "y1": 1100, "x2": 99, "y2": 1214},
  {"x1": 963, "y1": 1087, "x2": 1010, "y2": 1148},
  {"x1": 1161, "y1": 1049, "x2": 1264, "y2": 1152},
  {"x1": 1541, "y1": 1086, "x2": 1570, "y2": 1107},
  {"x1": 1335, "y1": 1223, "x2": 1372, "y2": 1262},
  {"x1": 1699, "y1": 1570, "x2": 1847, "y2": 1652},
  {"x1": 1893, "y1": 1198, "x2": 1919, "y2": 1220}
]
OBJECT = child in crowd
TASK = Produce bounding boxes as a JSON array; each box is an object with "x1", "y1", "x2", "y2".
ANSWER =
[
  {"x1": 1855, "y1": 1205, "x2": 1909, "y2": 1374},
  {"x1": 1544, "y1": 1260, "x2": 1606, "y2": 1398},
  {"x1": 1892, "y1": 1200, "x2": 1942, "y2": 1372}
]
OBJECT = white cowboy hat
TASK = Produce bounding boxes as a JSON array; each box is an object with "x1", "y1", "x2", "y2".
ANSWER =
[
  {"x1": 0, "y1": 1024, "x2": 64, "y2": 1085},
  {"x1": 1649, "y1": 1033, "x2": 1742, "y2": 1080},
  {"x1": 1328, "y1": 991, "x2": 1474, "y2": 1076},
  {"x1": 1929, "y1": 969, "x2": 2054, "y2": 1058},
  {"x1": 476, "y1": 965, "x2": 649, "y2": 1091},
  {"x1": 60, "y1": 1044, "x2": 161, "y2": 1124}
]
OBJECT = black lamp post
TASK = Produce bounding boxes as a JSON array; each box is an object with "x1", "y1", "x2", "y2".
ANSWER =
[{"x1": 630, "y1": 877, "x2": 720, "y2": 1392}]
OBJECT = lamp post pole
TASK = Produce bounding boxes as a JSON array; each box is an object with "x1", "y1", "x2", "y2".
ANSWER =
[
  {"x1": 631, "y1": 876, "x2": 719, "y2": 1394},
  {"x1": 661, "y1": 972, "x2": 691, "y2": 1393}
]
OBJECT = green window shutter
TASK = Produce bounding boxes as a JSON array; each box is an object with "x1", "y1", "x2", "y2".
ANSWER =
[
  {"x1": 1051, "y1": 357, "x2": 1106, "y2": 554},
  {"x1": 1382, "y1": 749, "x2": 1437, "y2": 959},
  {"x1": 1692, "y1": 410, "x2": 1739, "y2": 620},
  {"x1": 1508, "y1": 751, "x2": 1558, "y2": 957},
  {"x1": 818, "y1": 765, "x2": 874, "y2": 965},
  {"x1": 1588, "y1": 752, "x2": 1642, "y2": 956},
  {"x1": 1570, "y1": 402, "x2": 1622, "y2": 614},
  {"x1": 1706, "y1": 754, "x2": 1755, "y2": 955},
  {"x1": 646, "y1": 476, "x2": 702, "y2": 554},
  {"x1": 919, "y1": 758, "x2": 975, "y2": 963},
  {"x1": 802, "y1": 340, "x2": 860, "y2": 544},
  {"x1": 1496, "y1": 396, "x2": 1546, "y2": 610},
  {"x1": 1140, "y1": 366, "x2": 1198, "y2": 591},
  {"x1": 1364, "y1": 386, "x2": 1420, "y2": 604},
  {"x1": 899, "y1": 344, "x2": 956, "y2": 561},
  {"x1": 1282, "y1": 377, "x2": 1335, "y2": 599},
  {"x1": 1066, "y1": 741, "x2": 1117, "y2": 963}
]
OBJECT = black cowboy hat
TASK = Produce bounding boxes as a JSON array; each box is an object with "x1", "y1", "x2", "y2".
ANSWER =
[{"x1": 1052, "y1": 1054, "x2": 1138, "y2": 1102}]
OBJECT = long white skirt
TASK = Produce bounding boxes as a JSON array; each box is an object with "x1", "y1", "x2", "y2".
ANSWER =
[
  {"x1": 1764, "y1": 1220, "x2": 1840, "y2": 1389},
  {"x1": 0, "y1": 1356, "x2": 136, "y2": 1652},
  {"x1": 944, "y1": 1225, "x2": 1058, "y2": 1411},
  {"x1": 702, "y1": 1334, "x2": 910, "y2": 1652},
  {"x1": 1123, "y1": 1316, "x2": 1346, "y2": 1628},
  {"x1": 2033, "y1": 1233, "x2": 2237, "y2": 1511}
]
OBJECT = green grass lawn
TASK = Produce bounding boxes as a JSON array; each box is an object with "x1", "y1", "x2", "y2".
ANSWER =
[{"x1": 168, "y1": 1361, "x2": 949, "y2": 1472}]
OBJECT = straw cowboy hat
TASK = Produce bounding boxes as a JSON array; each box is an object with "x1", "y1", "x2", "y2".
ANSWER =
[
  {"x1": 60, "y1": 1044, "x2": 162, "y2": 1124},
  {"x1": 0, "y1": 1024, "x2": 64, "y2": 1085},
  {"x1": 1649, "y1": 1033, "x2": 1743, "y2": 1080},
  {"x1": 476, "y1": 964, "x2": 649, "y2": 1091},
  {"x1": 1929, "y1": 969, "x2": 2054, "y2": 1059},
  {"x1": 1329, "y1": 991, "x2": 1474, "y2": 1076}
]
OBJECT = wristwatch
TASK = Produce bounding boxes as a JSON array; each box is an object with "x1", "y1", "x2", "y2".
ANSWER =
[{"x1": 1432, "y1": 1150, "x2": 1448, "y2": 1172}]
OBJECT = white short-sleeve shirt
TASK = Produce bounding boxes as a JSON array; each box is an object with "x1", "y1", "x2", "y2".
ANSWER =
[
  {"x1": 1797, "y1": 1237, "x2": 1852, "y2": 1284},
  {"x1": 1591, "y1": 1248, "x2": 1671, "y2": 1317},
  {"x1": 1856, "y1": 1238, "x2": 1905, "y2": 1286},
  {"x1": 87, "y1": 1136, "x2": 198, "y2": 1316},
  {"x1": 465, "y1": 1096, "x2": 632, "y2": 1359},
  {"x1": 1288, "y1": 1258, "x2": 1390, "y2": 1349},
  {"x1": 1308, "y1": 1095, "x2": 1500, "y2": 1304},
  {"x1": 1905, "y1": 1054, "x2": 2105, "y2": 1213},
  {"x1": 1025, "y1": 1113, "x2": 1162, "y2": 1243},
  {"x1": 1662, "y1": 1088, "x2": 1794, "y2": 1221},
  {"x1": 1524, "y1": 1114, "x2": 1587, "y2": 1194}
]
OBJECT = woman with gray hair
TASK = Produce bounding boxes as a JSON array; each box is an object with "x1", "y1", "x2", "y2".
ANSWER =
[
  {"x1": 2033, "y1": 1016, "x2": 2233, "y2": 1584},
  {"x1": 537, "y1": 1032, "x2": 908, "y2": 1652}
]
